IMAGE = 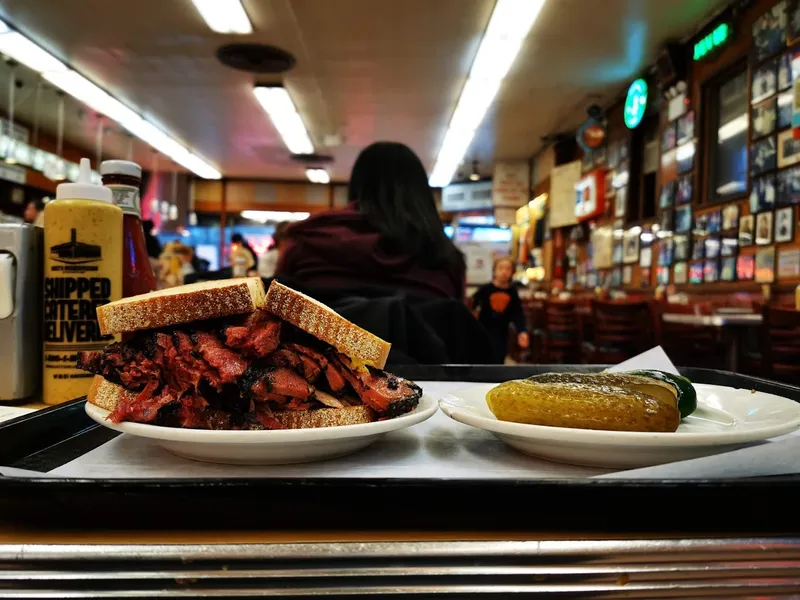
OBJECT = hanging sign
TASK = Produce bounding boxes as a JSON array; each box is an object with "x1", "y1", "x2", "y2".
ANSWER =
[
  {"x1": 624, "y1": 78, "x2": 648, "y2": 129},
  {"x1": 576, "y1": 119, "x2": 606, "y2": 153},
  {"x1": 492, "y1": 161, "x2": 530, "y2": 208}
]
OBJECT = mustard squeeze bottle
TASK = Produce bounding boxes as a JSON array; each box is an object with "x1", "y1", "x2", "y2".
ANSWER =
[{"x1": 43, "y1": 158, "x2": 123, "y2": 405}]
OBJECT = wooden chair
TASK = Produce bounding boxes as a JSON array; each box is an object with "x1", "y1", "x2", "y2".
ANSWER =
[
  {"x1": 542, "y1": 300, "x2": 581, "y2": 363},
  {"x1": 584, "y1": 300, "x2": 652, "y2": 364},
  {"x1": 654, "y1": 302, "x2": 723, "y2": 370},
  {"x1": 762, "y1": 306, "x2": 800, "y2": 385}
]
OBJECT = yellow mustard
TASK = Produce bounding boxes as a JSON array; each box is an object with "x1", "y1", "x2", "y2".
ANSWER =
[{"x1": 43, "y1": 159, "x2": 123, "y2": 405}]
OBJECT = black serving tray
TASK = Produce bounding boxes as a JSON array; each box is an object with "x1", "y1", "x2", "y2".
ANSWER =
[{"x1": 2, "y1": 366, "x2": 800, "y2": 533}]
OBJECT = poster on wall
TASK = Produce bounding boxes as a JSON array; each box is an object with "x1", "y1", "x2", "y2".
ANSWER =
[
  {"x1": 548, "y1": 160, "x2": 582, "y2": 228},
  {"x1": 591, "y1": 225, "x2": 614, "y2": 270},
  {"x1": 753, "y1": 1, "x2": 787, "y2": 61},
  {"x1": 492, "y1": 161, "x2": 530, "y2": 208}
]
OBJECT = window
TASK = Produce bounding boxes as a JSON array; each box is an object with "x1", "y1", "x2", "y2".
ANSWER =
[{"x1": 706, "y1": 67, "x2": 748, "y2": 203}]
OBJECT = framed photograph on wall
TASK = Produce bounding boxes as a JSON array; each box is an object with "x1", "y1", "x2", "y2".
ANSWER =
[
  {"x1": 659, "y1": 181, "x2": 676, "y2": 209},
  {"x1": 737, "y1": 254, "x2": 756, "y2": 280},
  {"x1": 777, "y1": 165, "x2": 800, "y2": 204},
  {"x1": 721, "y1": 256, "x2": 737, "y2": 281},
  {"x1": 755, "y1": 247, "x2": 776, "y2": 283},
  {"x1": 640, "y1": 246, "x2": 653, "y2": 268},
  {"x1": 656, "y1": 266, "x2": 670, "y2": 286},
  {"x1": 753, "y1": 2, "x2": 787, "y2": 61},
  {"x1": 692, "y1": 235, "x2": 705, "y2": 260},
  {"x1": 752, "y1": 59, "x2": 778, "y2": 104},
  {"x1": 674, "y1": 234, "x2": 690, "y2": 262},
  {"x1": 778, "y1": 91, "x2": 793, "y2": 129},
  {"x1": 722, "y1": 204, "x2": 740, "y2": 231},
  {"x1": 778, "y1": 247, "x2": 800, "y2": 278},
  {"x1": 751, "y1": 136, "x2": 777, "y2": 175},
  {"x1": 739, "y1": 214, "x2": 755, "y2": 246},
  {"x1": 778, "y1": 128, "x2": 800, "y2": 167},
  {"x1": 756, "y1": 211, "x2": 774, "y2": 244},
  {"x1": 721, "y1": 236, "x2": 739, "y2": 257},
  {"x1": 778, "y1": 52, "x2": 793, "y2": 90},
  {"x1": 622, "y1": 265, "x2": 633, "y2": 285},
  {"x1": 614, "y1": 185, "x2": 627, "y2": 218},
  {"x1": 662, "y1": 122, "x2": 677, "y2": 153},
  {"x1": 676, "y1": 111, "x2": 695, "y2": 145},
  {"x1": 750, "y1": 174, "x2": 777, "y2": 213},
  {"x1": 705, "y1": 237, "x2": 721, "y2": 259},
  {"x1": 707, "y1": 210, "x2": 722, "y2": 233},
  {"x1": 677, "y1": 175, "x2": 693, "y2": 204},
  {"x1": 676, "y1": 142, "x2": 695, "y2": 174},
  {"x1": 789, "y1": 0, "x2": 800, "y2": 44},
  {"x1": 752, "y1": 98, "x2": 778, "y2": 138},
  {"x1": 704, "y1": 260, "x2": 719, "y2": 283},
  {"x1": 623, "y1": 228, "x2": 640, "y2": 264},
  {"x1": 675, "y1": 205, "x2": 692, "y2": 234},
  {"x1": 674, "y1": 261, "x2": 688, "y2": 285},
  {"x1": 695, "y1": 213, "x2": 709, "y2": 235},
  {"x1": 775, "y1": 206, "x2": 794, "y2": 242},
  {"x1": 660, "y1": 209, "x2": 674, "y2": 232},
  {"x1": 689, "y1": 262, "x2": 704, "y2": 284},
  {"x1": 658, "y1": 238, "x2": 674, "y2": 266}
]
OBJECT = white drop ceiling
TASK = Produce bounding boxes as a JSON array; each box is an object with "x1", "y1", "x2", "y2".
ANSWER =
[{"x1": 0, "y1": 0, "x2": 730, "y2": 181}]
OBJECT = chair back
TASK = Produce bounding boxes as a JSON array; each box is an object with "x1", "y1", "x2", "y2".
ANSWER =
[
  {"x1": 762, "y1": 306, "x2": 800, "y2": 384},
  {"x1": 591, "y1": 299, "x2": 652, "y2": 362}
]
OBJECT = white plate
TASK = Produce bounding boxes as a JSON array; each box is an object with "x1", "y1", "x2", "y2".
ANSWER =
[
  {"x1": 439, "y1": 383, "x2": 800, "y2": 469},
  {"x1": 85, "y1": 395, "x2": 438, "y2": 465}
]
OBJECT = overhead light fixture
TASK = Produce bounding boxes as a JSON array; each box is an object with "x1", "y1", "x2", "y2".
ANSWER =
[
  {"x1": 429, "y1": 0, "x2": 546, "y2": 188},
  {"x1": 469, "y1": 160, "x2": 480, "y2": 181},
  {"x1": 305, "y1": 168, "x2": 330, "y2": 184},
  {"x1": 190, "y1": 0, "x2": 253, "y2": 34},
  {"x1": 241, "y1": 210, "x2": 310, "y2": 223},
  {"x1": 0, "y1": 18, "x2": 220, "y2": 179},
  {"x1": 253, "y1": 86, "x2": 314, "y2": 155}
]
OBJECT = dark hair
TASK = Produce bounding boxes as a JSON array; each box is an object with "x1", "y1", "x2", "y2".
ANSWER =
[
  {"x1": 28, "y1": 198, "x2": 45, "y2": 212},
  {"x1": 142, "y1": 219, "x2": 155, "y2": 234},
  {"x1": 231, "y1": 233, "x2": 245, "y2": 243},
  {"x1": 348, "y1": 142, "x2": 463, "y2": 270},
  {"x1": 272, "y1": 221, "x2": 290, "y2": 245}
]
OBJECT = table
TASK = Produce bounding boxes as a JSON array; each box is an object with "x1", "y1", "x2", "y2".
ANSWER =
[{"x1": 661, "y1": 313, "x2": 763, "y2": 372}]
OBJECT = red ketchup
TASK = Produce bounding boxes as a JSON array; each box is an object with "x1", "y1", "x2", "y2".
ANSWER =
[{"x1": 101, "y1": 160, "x2": 158, "y2": 297}]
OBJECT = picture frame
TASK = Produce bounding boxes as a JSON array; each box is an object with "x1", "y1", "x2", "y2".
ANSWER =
[
  {"x1": 673, "y1": 261, "x2": 688, "y2": 285},
  {"x1": 614, "y1": 185, "x2": 627, "y2": 218},
  {"x1": 622, "y1": 228, "x2": 640, "y2": 264},
  {"x1": 720, "y1": 256, "x2": 737, "y2": 281},
  {"x1": 694, "y1": 213, "x2": 709, "y2": 235},
  {"x1": 659, "y1": 180, "x2": 676, "y2": 209},
  {"x1": 755, "y1": 246, "x2": 776, "y2": 283},
  {"x1": 689, "y1": 262, "x2": 704, "y2": 284},
  {"x1": 675, "y1": 205, "x2": 693, "y2": 234},
  {"x1": 737, "y1": 254, "x2": 755, "y2": 280},
  {"x1": 721, "y1": 235, "x2": 739, "y2": 257},
  {"x1": 707, "y1": 210, "x2": 722, "y2": 234},
  {"x1": 751, "y1": 58, "x2": 778, "y2": 104},
  {"x1": 612, "y1": 239, "x2": 624, "y2": 265},
  {"x1": 674, "y1": 234, "x2": 690, "y2": 262},
  {"x1": 704, "y1": 237, "x2": 721, "y2": 259},
  {"x1": 704, "y1": 259, "x2": 719, "y2": 283},
  {"x1": 661, "y1": 122, "x2": 677, "y2": 153},
  {"x1": 677, "y1": 175, "x2": 693, "y2": 204},
  {"x1": 622, "y1": 265, "x2": 633, "y2": 285},
  {"x1": 756, "y1": 211, "x2": 774, "y2": 244},
  {"x1": 753, "y1": 1, "x2": 787, "y2": 61},
  {"x1": 692, "y1": 234, "x2": 705, "y2": 260},
  {"x1": 752, "y1": 97, "x2": 778, "y2": 139},
  {"x1": 778, "y1": 128, "x2": 800, "y2": 167},
  {"x1": 750, "y1": 174, "x2": 777, "y2": 213},
  {"x1": 639, "y1": 246, "x2": 653, "y2": 268},
  {"x1": 660, "y1": 209, "x2": 674, "y2": 232},
  {"x1": 676, "y1": 111, "x2": 695, "y2": 146},
  {"x1": 778, "y1": 91, "x2": 793, "y2": 129},
  {"x1": 658, "y1": 238, "x2": 674, "y2": 267},
  {"x1": 656, "y1": 266, "x2": 670, "y2": 286},
  {"x1": 722, "y1": 204, "x2": 740, "y2": 231},
  {"x1": 778, "y1": 52, "x2": 792, "y2": 90},
  {"x1": 775, "y1": 205, "x2": 794, "y2": 242},
  {"x1": 789, "y1": 0, "x2": 800, "y2": 45},
  {"x1": 778, "y1": 247, "x2": 800, "y2": 278},
  {"x1": 676, "y1": 142, "x2": 695, "y2": 174},
  {"x1": 777, "y1": 165, "x2": 800, "y2": 204},
  {"x1": 751, "y1": 136, "x2": 777, "y2": 175},
  {"x1": 739, "y1": 214, "x2": 755, "y2": 246}
]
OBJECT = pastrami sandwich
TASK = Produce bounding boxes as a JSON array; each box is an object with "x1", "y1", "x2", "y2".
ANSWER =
[{"x1": 77, "y1": 279, "x2": 422, "y2": 430}]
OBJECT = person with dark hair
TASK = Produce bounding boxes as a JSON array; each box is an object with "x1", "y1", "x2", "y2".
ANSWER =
[
  {"x1": 142, "y1": 219, "x2": 163, "y2": 259},
  {"x1": 23, "y1": 198, "x2": 45, "y2": 225},
  {"x1": 258, "y1": 221, "x2": 290, "y2": 278},
  {"x1": 277, "y1": 142, "x2": 466, "y2": 299},
  {"x1": 231, "y1": 232, "x2": 258, "y2": 266},
  {"x1": 471, "y1": 257, "x2": 529, "y2": 364}
]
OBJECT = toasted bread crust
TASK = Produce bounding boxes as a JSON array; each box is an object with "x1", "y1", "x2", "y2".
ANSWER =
[
  {"x1": 87, "y1": 377, "x2": 375, "y2": 429},
  {"x1": 273, "y1": 405, "x2": 375, "y2": 428},
  {"x1": 97, "y1": 278, "x2": 266, "y2": 335},
  {"x1": 265, "y1": 281, "x2": 391, "y2": 369}
]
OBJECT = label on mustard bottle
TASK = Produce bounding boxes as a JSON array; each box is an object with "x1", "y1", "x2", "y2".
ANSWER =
[{"x1": 107, "y1": 183, "x2": 140, "y2": 216}]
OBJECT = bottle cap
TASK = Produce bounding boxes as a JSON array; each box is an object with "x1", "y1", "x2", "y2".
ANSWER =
[
  {"x1": 56, "y1": 158, "x2": 113, "y2": 203},
  {"x1": 100, "y1": 160, "x2": 142, "y2": 179}
]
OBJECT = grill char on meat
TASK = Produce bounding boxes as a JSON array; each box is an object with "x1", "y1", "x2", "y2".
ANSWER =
[{"x1": 77, "y1": 310, "x2": 421, "y2": 429}]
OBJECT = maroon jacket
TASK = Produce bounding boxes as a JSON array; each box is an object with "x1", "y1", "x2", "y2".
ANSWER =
[{"x1": 276, "y1": 206, "x2": 465, "y2": 299}]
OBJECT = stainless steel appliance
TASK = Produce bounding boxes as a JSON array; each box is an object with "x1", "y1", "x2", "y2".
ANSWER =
[{"x1": 0, "y1": 224, "x2": 42, "y2": 401}]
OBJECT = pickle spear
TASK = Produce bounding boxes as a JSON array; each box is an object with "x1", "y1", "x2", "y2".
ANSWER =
[{"x1": 487, "y1": 379, "x2": 680, "y2": 432}]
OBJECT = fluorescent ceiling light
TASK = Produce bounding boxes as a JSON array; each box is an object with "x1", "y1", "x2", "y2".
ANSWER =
[
  {"x1": 305, "y1": 168, "x2": 330, "y2": 184},
  {"x1": 241, "y1": 210, "x2": 310, "y2": 223},
  {"x1": 253, "y1": 86, "x2": 315, "y2": 155},
  {"x1": 191, "y1": 0, "x2": 253, "y2": 34},
  {"x1": 718, "y1": 114, "x2": 748, "y2": 142},
  {"x1": 0, "y1": 31, "x2": 67, "y2": 73},
  {"x1": 428, "y1": 0, "x2": 546, "y2": 187}
]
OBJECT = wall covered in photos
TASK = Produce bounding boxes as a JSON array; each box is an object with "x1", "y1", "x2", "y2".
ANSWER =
[{"x1": 561, "y1": 0, "x2": 800, "y2": 294}]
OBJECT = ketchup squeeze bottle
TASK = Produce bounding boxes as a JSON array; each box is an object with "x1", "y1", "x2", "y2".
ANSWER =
[{"x1": 101, "y1": 160, "x2": 158, "y2": 297}]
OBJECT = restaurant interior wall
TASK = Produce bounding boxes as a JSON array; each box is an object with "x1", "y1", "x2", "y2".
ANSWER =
[{"x1": 554, "y1": 0, "x2": 800, "y2": 303}]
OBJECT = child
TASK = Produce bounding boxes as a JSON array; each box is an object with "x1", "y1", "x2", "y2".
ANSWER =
[{"x1": 471, "y1": 257, "x2": 529, "y2": 364}]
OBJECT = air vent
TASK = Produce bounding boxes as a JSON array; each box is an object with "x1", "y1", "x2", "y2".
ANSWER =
[{"x1": 216, "y1": 44, "x2": 295, "y2": 73}]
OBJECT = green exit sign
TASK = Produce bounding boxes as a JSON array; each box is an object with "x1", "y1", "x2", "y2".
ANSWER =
[{"x1": 694, "y1": 23, "x2": 730, "y2": 61}]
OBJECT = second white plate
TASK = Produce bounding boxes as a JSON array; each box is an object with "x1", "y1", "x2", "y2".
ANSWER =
[
  {"x1": 439, "y1": 383, "x2": 800, "y2": 468},
  {"x1": 86, "y1": 395, "x2": 438, "y2": 465}
]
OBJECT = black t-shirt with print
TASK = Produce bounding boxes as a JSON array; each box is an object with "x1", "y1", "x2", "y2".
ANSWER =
[{"x1": 471, "y1": 283, "x2": 526, "y2": 334}]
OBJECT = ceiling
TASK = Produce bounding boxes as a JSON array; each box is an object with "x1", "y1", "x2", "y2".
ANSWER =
[{"x1": 0, "y1": 0, "x2": 730, "y2": 182}]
